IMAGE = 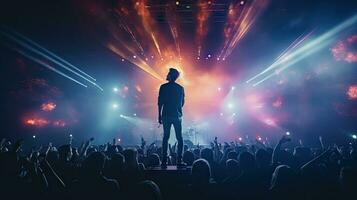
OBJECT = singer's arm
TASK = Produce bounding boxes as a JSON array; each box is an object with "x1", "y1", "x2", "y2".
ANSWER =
[{"x1": 158, "y1": 86, "x2": 163, "y2": 124}]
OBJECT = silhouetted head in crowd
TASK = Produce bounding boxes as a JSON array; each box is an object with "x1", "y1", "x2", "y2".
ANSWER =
[
  {"x1": 227, "y1": 151, "x2": 238, "y2": 160},
  {"x1": 166, "y1": 68, "x2": 180, "y2": 82},
  {"x1": 226, "y1": 159, "x2": 240, "y2": 176},
  {"x1": 83, "y1": 152, "x2": 105, "y2": 176},
  {"x1": 293, "y1": 147, "x2": 312, "y2": 164},
  {"x1": 110, "y1": 153, "x2": 124, "y2": 169},
  {"x1": 183, "y1": 151, "x2": 195, "y2": 166},
  {"x1": 147, "y1": 153, "x2": 160, "y2": 167},
  {"x1": 277, "y1": 149, "x2": 293, "y2": 165},
  {"x1": 193, "y1": 148, "x2": 200, "y2": 159},
  {"x1": 58, "y1": 144, "x2": 72, "y2": 162},
  {"x1": 123, "y1": 148, "x2": 138, "y2": 167},
  {"x1": 191, "y1": 159, "x2": 211, "y2": 185},
  {"x1": 134, "y1": 180, "x2": 162, "y2": 200},
  {"x1": 239, "y1": 151, "x2": 255, "y2": 172},
  {"x1": 339, "y1": 167, "x2": 357, "y2": 192},
  {"x1": 200, "y1": 148, "x2": 214, "y2": 163},
  {"x1": 46, "y1": 150, "x2": 59, "y2": 166},
  {"x1": 256, "y1": 149, "x2": 271, "y2": 168},
  {"x1": 270, "y1": 165, "x2": 297, "y2": 191}
]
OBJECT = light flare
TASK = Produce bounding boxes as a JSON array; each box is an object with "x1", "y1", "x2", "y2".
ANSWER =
[
  {"x1": 347, "y1": 85, "x2": 357, "y2": 100},
  {"x1": 41, "y1": 102, "x2": 56, "y2": 111}
]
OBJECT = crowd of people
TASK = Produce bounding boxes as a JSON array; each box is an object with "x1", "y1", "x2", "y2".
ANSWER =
[{"x1": 0, "y1": 135, "x2": 356, "y2": 200}]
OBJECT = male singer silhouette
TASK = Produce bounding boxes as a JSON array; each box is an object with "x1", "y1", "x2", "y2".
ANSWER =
[{"x1": 158, "y1": 68, "x2": 185, "y2": 168}]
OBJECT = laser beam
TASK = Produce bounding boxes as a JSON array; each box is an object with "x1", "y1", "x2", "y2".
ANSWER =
[
  {"x1": 10, "y1": 46, "x2": 88, "y2": 88},
  {"x1": 249, "y1": 14, "x2": 357, "y2": 86},
  {"x1": 6, "y1": 28, "x2": 97, "y2": 82},
  {"x1": 246, "y1": 30, "x2": 313, "y2": 83},
  {"x1": 0, "y1": 30, "x2": 103, "y2": 91}
]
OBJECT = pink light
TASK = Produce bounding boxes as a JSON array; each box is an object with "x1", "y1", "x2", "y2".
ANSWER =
[
  {"x1": 41, "y1": 102, "x2": 56, "y2": 112},
  {"x1": 347, "y1": 85, "x2": 357, "y2": 100},
  {"x1": 263, "y1": 118, "x2": 276, "y2": 127},
  {"x1": 345, "y1": 52, "x2": 357, "y2": 63},
  {"x1": 53, "y1": 120, "x2": 66, "y2": 127},
  {"x1": 272, "y1": 96, "x2": 283, "y2": 108},
  {"x1": 25, "y1": 118, "x2": 49, "y2": 127},
  {"x1": 331, "y1": 34, "x2": 357, "y2": 63}
]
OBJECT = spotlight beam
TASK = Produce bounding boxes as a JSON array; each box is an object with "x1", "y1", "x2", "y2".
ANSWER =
[
  {"x1": 220, "y1": 0, "x2": 268, "y2": 59},
  {"x1": 166, "y1": 4, "x2": 181, "y2": 58},
  {"x1": 135, "y1": 1, "x2": 163, "y2": 57},
  {"x1": 196, "y1": 0, "x2": 212, "y2": 56},
  {"x1": 107, "y1": 43, "x2": 163, "y2": 81},
  {"x1": 114, "y1": 10, "x2": 145, "y2": 54}
]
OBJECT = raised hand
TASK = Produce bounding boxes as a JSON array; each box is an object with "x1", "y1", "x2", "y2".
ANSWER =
[{"x1": 13, "y1": 139, "x2": 24, "y2": 153}]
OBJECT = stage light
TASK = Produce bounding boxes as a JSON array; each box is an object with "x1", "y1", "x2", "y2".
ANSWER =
[
  {"x1": 232, "y1": 113, "x2": 236, "y2": 116},
  {"x1": 257, "y1": 136, "x2": 262, "y2": 141},
  {"x1": 231, "y1": 86, "x2": 235, "y2": 90},
  {"x1": 112, "y1": 103, "x2": 119, "y2": 109},
  {"x1": 238, "y1": 137, "x2": 243, "y2": 141},
  {"x1": 208, "y1": 54, "x2": 211, "y2": 58},
  {"x1": 133, "y1": 55, "x2": 137, "y2": 59},
  {"x1": 133, "y1": 113, "x2": 137, "y2": 116},
  {"x1": 218, "y1": 87, "x2": 222, "y2": 91},
  {"x1": 286, "y1": 131, "x2": 290, "y2": 136},
  {"x1": 33, "y1": 135, "x2": 36, "y2": 139},
  {"x1": 352, "y1": 134, "x2": 357, "y2": 139},
  {"x1": 118, "y1": 138, "x2": 121, "y2": 142},
  {"x1": 113, "y1": 87, "x2": 119, "y2": 92},
  {"x1": 220, "y1": 113, "x2": 224, "y2": 116},
  {"x1": 121, "y1": 58, "x2": 125, "y2": 62},
  {"x1": 197, "y1": 57, "x2": 200, "y2": 60},
  {"x1": 119, "y1": 114, "x2": 124, "y2": 118},
  {"x1": 69, "y1": 134, "x2": 73, "y2": 137},
  {"x1": 208, "y1": 1, "x2": 212, "y2": 5},
  {"x1": 240, "y1": 1, "x2": 245, "y2": 5},
  {"x1": 227, "y1": 102, "x2": 235, "y2": 109}
]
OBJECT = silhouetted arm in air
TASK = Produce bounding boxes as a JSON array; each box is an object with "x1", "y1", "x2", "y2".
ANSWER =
[{"x1": 272, "y1": 135, "x2": 291, "y2": 165}]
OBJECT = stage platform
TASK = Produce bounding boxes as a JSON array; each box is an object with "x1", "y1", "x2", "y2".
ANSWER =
[
  {"x1": 145, "y1": 165, "x2": 192, "y2": 171},
  {"x1": 144, "y1": 166, "x2": 192, "y2": 185}
]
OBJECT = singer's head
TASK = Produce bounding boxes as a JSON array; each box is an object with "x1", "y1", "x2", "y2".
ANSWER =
[{"x1": 166, "y1": 68, "x2": 180, "y2": 82}]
